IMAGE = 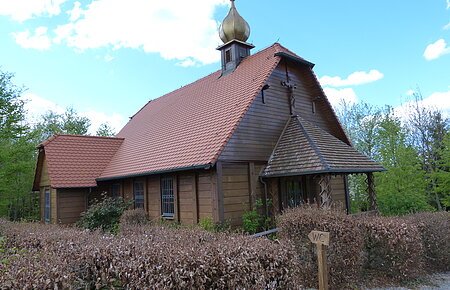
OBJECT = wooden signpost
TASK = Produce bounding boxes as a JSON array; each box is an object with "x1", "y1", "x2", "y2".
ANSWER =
[{"x1": 308, "y1": 230, "x2": 330, "y2": 290}]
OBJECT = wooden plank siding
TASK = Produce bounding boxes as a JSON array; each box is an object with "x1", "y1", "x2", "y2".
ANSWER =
[
  {"x1": 219, "y1": 62, "x2": 348, "y2": 163},
  {"x1": 147, "y1": 175, "x2": 161, "y2": 221},
  {"x1": 57, "y1": 188, "x2": 88, "y2": 224},
  {"x1": 330, "y1": 175, "x2": 346, "y2": 211},
  {"x1": 221, "y1": 163, "x2": 250, "y2": 226},
  {"x1": 198, "y1": 170, "x2": 214, "y2": 221},
  {"x1": 178, "y1": 173, "x2": 196, "y2": 224}
]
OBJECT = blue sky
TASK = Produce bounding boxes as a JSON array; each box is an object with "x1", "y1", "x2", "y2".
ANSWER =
[{"x1": 1, "y1": 0, "x2": 449, "y2": 133}]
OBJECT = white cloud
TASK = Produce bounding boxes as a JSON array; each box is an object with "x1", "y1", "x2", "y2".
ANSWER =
[
  {"x1": 52, "y1": 0, "x2": 228, "y2": 66},
  {"x1": 447, "y1": 0, "x2": 450, "y2": 9},
  {"x1": 67, "y1": 1, "x2": 83, "y2": 22},
  {"x1": 0, "y1": 0, "x2": 67, "y2": 22},
  {"x1": 13, "y1": 26, "x2": 51, "y2": 50},
  {"x1": 319, "y1": 70, "x2": 384, "y2": 87},
  {"x1": 323, "y1": 87, "x2": 358, "y2": 107},
  {"x1": 423, "y1": 39, "x2": 450, "y2": 60},
  {"x1": 444, "y1": 22, "x2": 450, "y2": 30},
  {"x1": 20, "y1": 92, "x2": 127, "y2": 134}
]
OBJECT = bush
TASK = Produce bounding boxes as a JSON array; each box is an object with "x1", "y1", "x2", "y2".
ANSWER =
[
  {"x1": 198, "y1": 217, "x2": 215, "y2": 232},
  {"x1": 403, "y1": 212, "x2": 450, "y2": 272},
  {"x1": 358, "y1": 215, "x2": 425, "y2": 280},
  {"x1": 242, "y1": 199, "x2": 274, "y2": 234},
  {"x1": 0, "y1": 219, "x2": 302, "y2": 289},
  {"x1": 277, "y1": 206, "x2": 365, "y2": 289},
  {"x1": 76, "y1": 194, "x2": 130, "y2": 233},
  {"x1": 120, "y1": 208, "x2": 148, "y2": 227}
]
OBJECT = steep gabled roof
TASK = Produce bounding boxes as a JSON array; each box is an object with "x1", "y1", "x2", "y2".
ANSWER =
[
  {"x1": 99, "y1": 43, "x2": 298, "y2": 180},
  {"x1": 33, "y1": 135, "x2": 124, "y2": 189},
  {"x1": 262, "y1": 116, "x2": 385, "y2": 177}
]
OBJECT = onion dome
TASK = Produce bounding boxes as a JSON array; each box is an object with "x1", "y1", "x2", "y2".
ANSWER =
[{"x1": 219, "y1": 0, "x2": 250, "y2": 43}]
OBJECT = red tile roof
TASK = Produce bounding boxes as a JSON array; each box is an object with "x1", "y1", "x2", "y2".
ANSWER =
[
  {"x1": 37, "y1": 135, "x2": 124, "y2": 188},
  {"x1": 99, "y1": 43, "x2": 294, "y2": 180},
  {"x1": 262, "y1": 116, "x2": 385, "y2": 177}
]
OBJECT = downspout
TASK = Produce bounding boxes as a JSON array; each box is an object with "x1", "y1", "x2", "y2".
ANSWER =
[{"x1": 259, "y1": 176, "x2": 269, "y2": 217}]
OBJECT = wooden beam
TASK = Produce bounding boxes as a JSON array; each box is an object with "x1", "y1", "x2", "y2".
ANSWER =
[
  {"x1": 343, "y1": 175, "x2": 350, "y2": 214},
  {"x1": 367, "y1": 172, "x2": 377, "y2": 211},
  {"x1": 216, "y1": 161, "x2": 224, "y2": 222},
  {"x1": 249, "y1": 162, "x2": 256, "y2": 210},
  {"x1": 192, "y1": 173, "x2": 198, "y2": 224}
]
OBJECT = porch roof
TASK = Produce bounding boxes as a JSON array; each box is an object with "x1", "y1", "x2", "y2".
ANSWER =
[{"x1": 261, "y1": 116, "x2": 385, "y2": 177}]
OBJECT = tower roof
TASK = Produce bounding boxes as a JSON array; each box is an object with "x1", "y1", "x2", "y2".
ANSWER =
[{"x1": 219, "y1": 0, "x2": 250, "y2": 43}]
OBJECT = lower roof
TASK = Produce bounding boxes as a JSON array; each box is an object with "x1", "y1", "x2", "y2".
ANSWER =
[{"x1": 262, "y1": 116, "x2": 385, "y2": 177}]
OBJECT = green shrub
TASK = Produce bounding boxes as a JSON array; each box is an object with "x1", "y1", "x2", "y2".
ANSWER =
[
  {"x1": 242, "y1": 199, "x2": 274, "y2": 234},
  {"x1": 198, "y1": 217, "x2": 215, "y2": 232},
  {"x1": 358, "y1": 215, "x2": 425, "y2": 280},
  {"x1": 403, "y1": 211, "x2": 450, "y2": 272},
  {"x1": 277, "y1": 206, "x2": 365, "y2": 289},
  {"x1": 76, "y1": 194, "x2": 130, "y2": 233}
]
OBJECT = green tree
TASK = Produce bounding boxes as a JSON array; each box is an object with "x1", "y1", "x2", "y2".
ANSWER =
[
  {"x1": 433, "y1": 132, "x2": 450, "y2": 209},
  {"x1": 335, "y1": 100, "x2": 382, "y2": 212},
  {"x1": 374, "y1": 108, "x2": 433, "y2": 215},
  {"x1": 34, "y1": 107, "x2": 91, "y2": 141},
  {"x1": 96, "y1": 123, "x2": 116, "y2": 137},
  {"x1": 0, "y1": 69, "x2": 38, "y2": 220}
]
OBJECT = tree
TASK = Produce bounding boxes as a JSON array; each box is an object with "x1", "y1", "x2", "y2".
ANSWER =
[
  {"x1": 433, "y1": 132, "x2": 450, "y2": 209},
  {"x1": 34, "y1": 107, "x2": 91, "y2": 141},
  {"x1": 335, "y1": 100, "x2": 382, "y2": 212},
  {"x1": 96, "y1": 123, "x2": 116, "y2": 137},
  {"x1": 374, "y1": 108, "x2": 433, "y2": 215},
  {"x1": 405, "y1": 91, "x2": 449, "y2": 210},
  {"x1": 0, "y1": 69, "x2": 38, "y2": 220}
]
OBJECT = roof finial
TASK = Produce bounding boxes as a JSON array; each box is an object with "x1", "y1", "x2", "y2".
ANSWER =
[{"x1": 219, "y1": 0, "x2": 250, "y2": 43}]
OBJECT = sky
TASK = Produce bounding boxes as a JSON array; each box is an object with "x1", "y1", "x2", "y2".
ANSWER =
[{"x1": 0, "y1": 0, "x2": 449, "y2": 134}]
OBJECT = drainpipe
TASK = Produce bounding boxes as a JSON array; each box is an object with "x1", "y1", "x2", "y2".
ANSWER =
[{"x1": 259, "y1": 176, "x2": 269, "y2": 217}]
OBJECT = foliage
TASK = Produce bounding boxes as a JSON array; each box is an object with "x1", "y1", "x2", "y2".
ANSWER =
[
  {"x1": 359, "y1": 215, "x2": 425, "y2": 280},
  {"x1": 403, "y1": 212, "x2": 450, "y2": 272},
  {"x1": 76, "y1": 194, "x2": 130, "y2": 233},
  {"x1": 0, "y1": 70, "x2": 38, "y2": 220},
  {"x1": 96, "y1": 122, "x2": 116, "y2": 137},
  {"x1": 34, "y1": 107, "x2": 91, "y2": 142},
  {"x1": 242, "y1": 198, "x2": 274, "y2": 234},
  {"x1": 0, "y1": 219, "x2": 301, "y2": 289},
  {"x1": 374, "y1": 109, "x2": 433, "y2": 215},
  {"x1": 198, "y1": 217, "x2": 215, "y2": 232},
  {"x1": 433, "y1": 132, "x2": 450, "y2": 208},
  {"x1": 277, "y1": 206, "x2": 365, "y2": 289}
]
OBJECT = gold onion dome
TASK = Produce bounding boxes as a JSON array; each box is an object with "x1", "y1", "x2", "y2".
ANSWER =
[{"x1": 219, "y1": 0, "x2": 250, "y2": 43}]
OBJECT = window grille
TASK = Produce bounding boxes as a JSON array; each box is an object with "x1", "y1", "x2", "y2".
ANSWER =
[
  {"x1": 161, "y1": 176, "x2": 174, "y2": 217},
  {"x1": 44, "y1": 188, "x2": 50, "y2": 223},
  {"x1": 134, "y1": 181, "x2": 144, "y2": 209}
]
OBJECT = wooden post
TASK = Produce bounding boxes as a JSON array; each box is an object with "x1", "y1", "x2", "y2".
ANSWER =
[
  {"x1": 308, "y1": 230, "x2": 330, "y2": 290},
  {"x1": 367, "y1": 172, "x2": 377, "y2": 211}
]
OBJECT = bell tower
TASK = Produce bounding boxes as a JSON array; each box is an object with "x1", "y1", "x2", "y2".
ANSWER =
[{"x1": 217, "y1": 0, "x2": 254, "y2": 75}]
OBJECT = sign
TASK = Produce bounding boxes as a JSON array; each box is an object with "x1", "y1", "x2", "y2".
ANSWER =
[
  {"x1": 309, "y1": 230, "x2": 330, "y2": 290},
  {"x1": 308, "y1": 230, "x2": 330, "y2": 246}
]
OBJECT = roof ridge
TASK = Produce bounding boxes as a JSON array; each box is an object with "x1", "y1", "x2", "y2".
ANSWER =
[
  {"x1": 38, "y1": 134, "x2": 124, "y2": 148},
  {"x1": 295, "y1": 116, "x2": 331, "y2": 171}
]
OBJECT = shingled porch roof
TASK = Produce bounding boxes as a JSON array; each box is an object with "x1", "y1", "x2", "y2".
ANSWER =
[{"x1": 262, "y1": 116, "x2": 385, "y2": 177}]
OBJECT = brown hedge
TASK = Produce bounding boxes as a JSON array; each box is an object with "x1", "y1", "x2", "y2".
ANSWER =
[
  {"x1": 277, "y1": 206, "x2": 365, "y2": 289},
  {"x1": 358, "y1": 215, "x2": 425, "y2": 281},
  {"x1": 0, "y1": 220, "x2": 301, "y2": 289},
  {"x1": 402, "y1": 212, "x2": 450, "y2": 272}
]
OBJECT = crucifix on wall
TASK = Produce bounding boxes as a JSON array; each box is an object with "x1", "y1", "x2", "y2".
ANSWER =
[{"x1": 281, "y1": 80, "x2": 297, "y2": 115}]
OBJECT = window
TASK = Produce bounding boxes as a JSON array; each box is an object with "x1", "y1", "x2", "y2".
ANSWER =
[
  {"x1": 133, "y1": 181, "x2": 144, "y2": 209},
  {"x1": 44, "y1": 188, "x2": 51, "y2": 223},
  {"x1": 112, "y1": 183, "x2": 121, "y2": 198},
  {"x1": 225, "y1": 49, "x2": 232, "y2": 63},
  {"x1": 161, "y1": 176, "x2": 174, "y2": 217},
  {"x1": 280, "y1": 176, "x2": 316, "y2": 209}
]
